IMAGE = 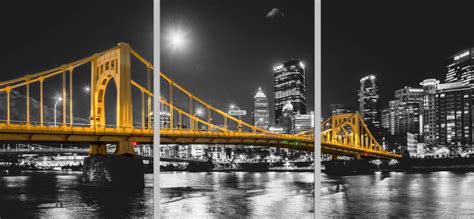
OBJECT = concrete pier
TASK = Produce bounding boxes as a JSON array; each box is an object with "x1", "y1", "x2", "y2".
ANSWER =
[{"x1": 82, "y1": 155, "x2": 144, "y2": 189}]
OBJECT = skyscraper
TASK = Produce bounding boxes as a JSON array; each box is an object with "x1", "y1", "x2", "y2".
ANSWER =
[
  {"x1": 253, "y1": 87, "x2": 270, "y2": 129},
  {"x1": 445, "y1": 48, "x2": 474, "y2": 85},
  {"x1": 388, "y1": 87, "x2": 423, "y2": 135},
  {"x1": 420, "y1": 79, "x2": 439, "y2": 146},
  {"x1": 381, "y1": 108, "x2": 390, "y2": 130},
  {"x1": 358, "y1": 75, "x2": 381, "y2": 129},
  {"x1": 435, "y1": 81, "x2": 474, "y2": 151},
  {"x1": 274, "y1": 59, "x2": 307, "y2": 125}
]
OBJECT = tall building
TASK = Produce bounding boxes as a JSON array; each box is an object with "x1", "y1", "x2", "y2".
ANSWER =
[
  {"x1": 253, "y1": 87, "x2": 270, "y2": 129},
  {"x1": 294, "y1": 114, "x2": 312, "y2": 133},
  {"x1": 388, "y1": 87, "x2": 423, "y2": 135},
  {"x1": 445, "y1": 48, "x2": 474, "y2": 85},
  {"x1": 381, "y1": 108, "x2": 390, "y2": 130},
  {"x1": 395, "y1": 86, "x2": 424, "y2": 104},
  {"x1": 436, "y1": 82, "x2": 474, "y2": 151},
  {"x1": 274, "y1": 59, "x2": 307, "y2": 125},
  {"x1": 420, "y1": 79, "x2": 439, "y2": 146},
  {"x1": 358, "y1": 75, "x2": 381, "y2": 129},
  {"x1": 329, "y1": 104, "x2": 354, "y2": 116}
]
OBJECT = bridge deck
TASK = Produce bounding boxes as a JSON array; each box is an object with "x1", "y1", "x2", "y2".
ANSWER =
[
  {"x1": 322, "y1": 142, "x2": 402, "y2": 159},
  {"x1": 0, "y1": 124, "x2": 153, "y2": 143},
  {"x1": 161, "y1": 129, "x2": 314, "y2": 151}
]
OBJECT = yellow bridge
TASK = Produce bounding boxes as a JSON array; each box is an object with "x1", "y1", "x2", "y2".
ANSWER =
[
  {"x1": 0, "y1": 43, "x2": 153, "y2": 155},
  {"x1": 0, "y1": 42, "x2": 399, "y2": 159},
  {"x1": 321, "y1": 113, "x2": 401, "y2": 159}
]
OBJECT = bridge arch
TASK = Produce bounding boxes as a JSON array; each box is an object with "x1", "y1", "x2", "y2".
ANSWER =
[{"x1": 90, "y1": 43, "x2": 133, "y2": 128}]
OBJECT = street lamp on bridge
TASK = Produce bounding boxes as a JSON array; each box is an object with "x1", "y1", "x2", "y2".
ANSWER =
[
  {"x1": 229, "y1": 104, "x2": 244, "y2": 132},
  {"x1": 193, "y1": 108, "x2": 204, "y2": 130},
  {"x1": 54, "y1": 96, "x2": 63, "y2": 126},
  {"x1": 83, "y1": 85, "x2": 90, "y2": 93}
]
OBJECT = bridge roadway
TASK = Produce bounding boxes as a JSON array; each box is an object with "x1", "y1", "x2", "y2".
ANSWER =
[
  {"x1": 160, "y1": 129, "x2": 314, "y2": 151},
  {"x1": 0, "y1": 124, "x2": 153, "y2": 144},
  {"x1": 321, "y1": 141, "x2": 402, "y2": 159},
  {"x1": 0, "y1": 125, "x2": 313, "y2": 150}
]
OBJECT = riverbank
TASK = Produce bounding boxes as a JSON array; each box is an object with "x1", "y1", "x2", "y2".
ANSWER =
[{"x1": 323, "y1": 157, "x2": 474, "y2": 175}]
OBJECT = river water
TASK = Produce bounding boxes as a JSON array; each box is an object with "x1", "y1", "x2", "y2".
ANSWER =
[
  {"x1": 160, "y1": 171, "x2": 314, "y2": 218},
  {"x1": 0, "y1": 171, "x2": 154, "y2": 218},
  {"x1": 322, "y1": 171, "x2": 474, "y2": 217}
]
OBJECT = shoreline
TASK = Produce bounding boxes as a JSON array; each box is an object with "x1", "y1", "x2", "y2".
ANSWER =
[{"x1": 160, "y1": 168, "x2": 315, "y2": 172}]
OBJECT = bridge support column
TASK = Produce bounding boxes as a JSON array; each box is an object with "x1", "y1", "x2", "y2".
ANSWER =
[
  {"x1": 354, "y1": 154, "x2": 361, "y2": 160},
  {"x1": 82, "y1": 142, "x2": 144, "y2": 189},
  {"x1": 114, "y1": 141, "x2": 136, "y2": 156},
  {"x1": 88, "y1": 143, "x2": 107, "y2": 156}
]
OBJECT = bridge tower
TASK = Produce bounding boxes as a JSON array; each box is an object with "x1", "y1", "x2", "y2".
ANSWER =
[
  {"x1": 83, "y1": 43, "x2": 144, "y2": 189},
  {"x1": 89, "y1": 43, "x2": 135, "y2": 156},
  {"x1": 90, "y1": 43, "x2": 133, "y2": 129}
]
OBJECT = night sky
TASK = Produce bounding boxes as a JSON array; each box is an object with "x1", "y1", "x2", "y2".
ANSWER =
[
  {"x1": 161, "y1": 0, "x2": 315, "y2": 125},
  {"x1": 0, "y1": 1, "x2": 152, "y2": 125},
  {"x1": 322, "y1": 0, "x2": 474, "y2": 117}
]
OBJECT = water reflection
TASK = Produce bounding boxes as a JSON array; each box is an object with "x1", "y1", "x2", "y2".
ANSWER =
[
  {"x1": 322, "y1": 172, "x2": 474, "y2": 217},
  {"x1": 0, "y1": 171, "x2": 153, "y2": 218},
  {"x1": 160, "y1": 172, "x2": 314, "y2": 218}
]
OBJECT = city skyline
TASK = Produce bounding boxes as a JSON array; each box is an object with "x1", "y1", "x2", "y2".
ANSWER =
[
  {"x1": 161, "y1": 0, "x2": 314, "y2": 125},
  {"x1": 322, "y1": 0, "x2": 474, "y2": 117}
]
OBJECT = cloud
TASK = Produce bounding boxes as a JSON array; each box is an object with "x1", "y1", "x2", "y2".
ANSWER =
[{"x1": 266, "y1": 8, "x2": 285, "y2": 19}]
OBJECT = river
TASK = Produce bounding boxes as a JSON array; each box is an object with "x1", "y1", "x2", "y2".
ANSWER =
[
  {"x1": 160, "y1": 171, "x2": 314, "y2": 218},
  {"x1": 0, "y1": 171, "x2": 154, "y2": 218},
  {"x1": 322, "y1": 171, "x2": 474, "y2": 217}
]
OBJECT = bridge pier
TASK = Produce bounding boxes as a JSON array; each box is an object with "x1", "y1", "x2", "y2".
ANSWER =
[
  {"x1": 114, "y1": 141, "x2": 136, "y2": 156},
  {"x1": 354, "y1": 154, "x2": 361, "y2": 160},
  {"x1": 88, "y1": 143, "x2": 107, "y2": 156},
  {"x1": 82, "y1": 142, "x2": 144, "y2": 189}
]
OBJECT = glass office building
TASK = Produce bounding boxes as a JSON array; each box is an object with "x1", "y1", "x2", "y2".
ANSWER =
[
  {"x1": 446, "y1": 48, "x2": 474, "y2": 85},
  {"x1": 274, "y1": 59, "x2": 307, "y2": 125}
]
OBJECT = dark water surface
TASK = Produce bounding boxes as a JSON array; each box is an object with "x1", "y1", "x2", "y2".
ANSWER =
[
  {"x1": 322, "y1": 171, "x2": 474, "y2": 218},
  {"x1": 160, "y1": 171, "x2": 314, "y2": 218},
  {"x1": 0, "y1": 171, "x2": 153, "y2": 218}
]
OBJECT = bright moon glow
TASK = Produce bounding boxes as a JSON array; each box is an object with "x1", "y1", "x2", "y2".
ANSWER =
[{"x1": 168, "y1": 29, "x2": 187, "y2": 50}]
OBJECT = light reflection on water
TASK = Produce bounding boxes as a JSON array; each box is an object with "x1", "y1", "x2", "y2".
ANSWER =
[
  {"x1": 160, "y1": 172, "x2": 314, "y2": 218},
  {"x1": 322, "y1": 171, "x2": 474, "y2": 217},
  {"x1": 0, "y1": 171, "x2": 153, "y2": 218}
]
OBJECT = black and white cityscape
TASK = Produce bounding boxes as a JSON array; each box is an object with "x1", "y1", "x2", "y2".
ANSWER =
[
  {"x1": 322, "y1": 0, "x2": 474, "y2": 217},
  {"x1": 160, "y1": 0, "x2": 314, "y2": 218}
]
